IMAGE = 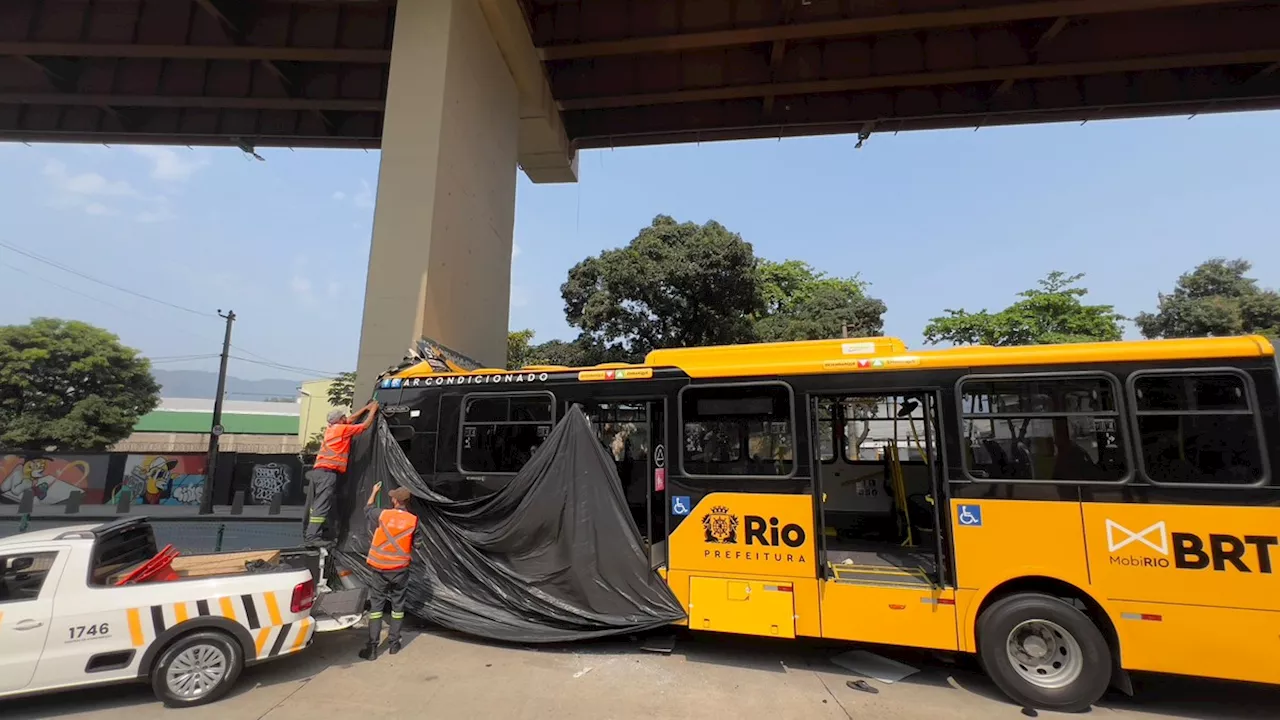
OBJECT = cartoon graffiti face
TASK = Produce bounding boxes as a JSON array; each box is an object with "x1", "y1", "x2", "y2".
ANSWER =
[
  {"x1": 23, "y1": 459, "x2": 49, "y2": 483},
  {"x1": 129, "y1": 456, "x2": 180, "y2": 498}
]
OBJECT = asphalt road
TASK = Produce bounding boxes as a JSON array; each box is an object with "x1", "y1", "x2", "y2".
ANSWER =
[{"x1": 4, "y1": 625, "x2": 1277, "y2": 720}]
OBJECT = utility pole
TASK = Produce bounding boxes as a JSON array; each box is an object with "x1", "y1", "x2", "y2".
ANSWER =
[{"x1": 201, "y1": 309, "x2": 235, "y2": 515}]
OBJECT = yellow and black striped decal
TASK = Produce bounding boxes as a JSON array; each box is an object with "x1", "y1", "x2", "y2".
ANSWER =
[{"x1": 124, "y1": 591, "x2": 311, "y2": 659}]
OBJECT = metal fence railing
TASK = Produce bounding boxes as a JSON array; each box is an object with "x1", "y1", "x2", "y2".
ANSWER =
[{"x1": 0, "y1": 488, "x2": 305, "y2": 553}]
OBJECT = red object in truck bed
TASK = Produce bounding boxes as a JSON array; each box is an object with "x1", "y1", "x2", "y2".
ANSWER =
[{"x1": 115, "y1": 544, "x2": 180, "y2": 585}]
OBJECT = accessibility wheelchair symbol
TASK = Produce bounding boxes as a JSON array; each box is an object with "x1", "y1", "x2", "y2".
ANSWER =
[
  {"x1": 671, "y1": 496, "x2": 692, "y2": 516},
  {"x1": 957, "y1": 504, "x2": 983, "y2": 527}
]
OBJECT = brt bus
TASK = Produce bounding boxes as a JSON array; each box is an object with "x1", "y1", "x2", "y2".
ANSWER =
[{"x1": 373, "y1": 334, "x2": 1279, "y2": 712}]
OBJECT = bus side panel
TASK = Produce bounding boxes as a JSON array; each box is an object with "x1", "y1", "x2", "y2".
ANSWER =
[
  {"x1": 663, "y1": 570, "x2": 820, "y2": 637},
  {"x1": 668, "y1": 493, "x2": 819, "y2": 637},
  {"x1": 950, "y1": 498, "x2": 1092, "y2": 651},
  {"x1": 665, "y1": 570, "x2": 692, "y2": 627},
  {"x1": 1105, "y1": 600, "x2": 1280, "y2": 684},
  {"x1": 1082, "y1": 502, "x2": 1280, "y2": 682},
  {"x1": 668, "y1": 493, "x2": 817, "y2": 579},
  {"x1": 1081, "y1": 503, "x2": 1280, "y2": 611},
  {"x1": 820, "y1": 583, "x2": 959, "y2": 651}
]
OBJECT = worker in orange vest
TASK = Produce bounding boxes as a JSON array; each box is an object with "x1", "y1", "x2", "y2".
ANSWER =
[
  {"x1": 359, "y1": 481, "x2": 419, "y2": 660},
  {"x1": 303, "y1": 400, "x2": 379, "y2": 547}
]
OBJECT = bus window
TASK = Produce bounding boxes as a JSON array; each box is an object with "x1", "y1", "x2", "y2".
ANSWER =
[
  {"x1": 681, "y1": 384, "x2": 794, "y2": 477},
  {"x1": 816, "y1": 398, "x2": 837, "y2": 463},
  {"x1": 1132, "y1": 371, "x2": 1266, "y2": 485},
  {"x1": 459, "y1": 392, "x2": 554, "y2": 474},
  {"x1": 960, "y1": 375, "x2": 1127, "y2": 482}
]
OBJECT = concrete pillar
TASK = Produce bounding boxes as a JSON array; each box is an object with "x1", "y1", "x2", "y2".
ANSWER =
[{"x1": 354, "y1": 0, "x2": 520, "y2": 402}]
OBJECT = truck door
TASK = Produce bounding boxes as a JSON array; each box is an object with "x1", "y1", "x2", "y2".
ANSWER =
[{"x1": 0, "y1": 548, "x2": 64, "y2": 693}]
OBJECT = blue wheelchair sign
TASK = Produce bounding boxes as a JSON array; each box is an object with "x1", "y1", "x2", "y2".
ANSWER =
[
  {"x1": 957, "y1": 504, "x2": 983, "y2": 527},
  {"x1": 671, "y1": 496, "x2": 692, "y2": 516}
]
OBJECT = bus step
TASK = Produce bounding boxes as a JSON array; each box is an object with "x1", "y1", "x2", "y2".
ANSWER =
[{"x1": 829, "y1": 563, "x2": 933, "y2": 587}]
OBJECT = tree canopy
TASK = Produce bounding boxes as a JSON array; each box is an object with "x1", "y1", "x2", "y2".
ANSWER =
[
  {"x1": 327, "y1": 371, "x2": 356, "y2": 409},
  {"x1": 1134, "y1": 258, "x2": 1280, "y2": 340},
  {"x1": 923, "y1": 271, "x2": 1125, "y2": 347},
  {"x1": 0, "y1": 318, "x2": 161, "y2": 451},
  {"x1": 561, "y1": 215, "x2": 764, "y2": 362},
  {"x1": 506, "y1": 329, "x2": 536, "y2": 370},
  {"x1": 526, "y1": 215, "x2": 887, "y2": 366},
  {"x1": 755, "y1": 260, "x2": 886, "y2": 342}
]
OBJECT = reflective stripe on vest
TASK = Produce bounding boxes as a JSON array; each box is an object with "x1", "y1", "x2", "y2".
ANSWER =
[
  {"x1": 366, "y1": 509, "x2": 417, "y2": 571},
  {"x1": 315, "y1": 426, "x2": 353, "y2": 472}
]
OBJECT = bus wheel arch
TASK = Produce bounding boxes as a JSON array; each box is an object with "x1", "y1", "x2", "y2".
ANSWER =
[{"x1": 972, "y1": 577, "x2": 1129, "y2": 707}]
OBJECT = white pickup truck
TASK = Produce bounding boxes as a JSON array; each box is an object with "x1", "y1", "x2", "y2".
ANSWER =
[{"x1": 0, "y1": 518, "x2": 363, "y2": 709}]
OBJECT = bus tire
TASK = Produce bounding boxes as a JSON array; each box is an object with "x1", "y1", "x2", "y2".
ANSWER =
[
  {"x1": 976, "y1": 592, "x2": 1111, "y2": 713},
  {"x1": 150, "y1": 630, "x2": 244, "y2": 709}
]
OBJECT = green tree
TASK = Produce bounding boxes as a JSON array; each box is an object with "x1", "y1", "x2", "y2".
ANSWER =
[
  {"x1": 507, "y1": 329, "x2": 536, "y2": 370},
  {"x1": 1134, "y1": 258, "x2": 1280, "y2": 339},
  {"x1": 562, "y1": 215, "x2": 764, "y2": 361},
  {"x1": 0, "y1": 318, "x2": 161, "y2": 451},
  {"x1": 507, "y1": 330, "x2": 608, "y2": 369},
  {"x1": 327, "y1": 371, "x2": 355, "y2": 409},
  {"x1": 302, "y1": 430, "x2": 324, "y2": 456},
  {"x1": 924, "y1": 271, "x2": 1125, "y2": 346},
  {"x1": 755, "y1": 260, "x2": 886, "y2": 341}
]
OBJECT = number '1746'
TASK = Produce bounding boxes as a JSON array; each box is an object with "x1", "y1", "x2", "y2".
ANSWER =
[{"x1": 69, "y1": 623, "x2": 109, "y2": 639}]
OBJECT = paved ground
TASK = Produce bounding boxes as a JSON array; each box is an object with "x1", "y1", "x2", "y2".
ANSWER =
[{"x1": 5, "y1": 625, "x2": 1277, "y2": 720}]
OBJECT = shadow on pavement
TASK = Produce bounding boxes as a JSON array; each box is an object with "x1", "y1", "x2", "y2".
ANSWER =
[
  {"x1": 0, "y1": 631, "x2": 366, "y2": 720},
  {"x1": 819, "y1": 642, "x2": 1280, "y2": 720}
]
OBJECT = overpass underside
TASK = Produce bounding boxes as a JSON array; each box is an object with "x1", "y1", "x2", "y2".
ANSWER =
[{"x1": 2, "y1": 0, "x2": 1278, "y2": 397}]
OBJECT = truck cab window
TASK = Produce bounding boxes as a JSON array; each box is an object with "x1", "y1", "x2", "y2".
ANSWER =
[{"x1": 0, "y1": 551, "x2": 58, "y2": 603}]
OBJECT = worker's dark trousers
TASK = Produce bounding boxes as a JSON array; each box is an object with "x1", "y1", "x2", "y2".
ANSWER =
[
  {"x1": 304, "y1": 468, "x2": 339, "y2": 543},
  {"x1": 366, "y1": 567, "x2": 410, "y2": 645}
]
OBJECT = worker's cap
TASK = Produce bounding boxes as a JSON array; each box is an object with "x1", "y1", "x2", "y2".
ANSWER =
[{"x1": 326, "y1": 409, "x2": 347, "y2": 423}]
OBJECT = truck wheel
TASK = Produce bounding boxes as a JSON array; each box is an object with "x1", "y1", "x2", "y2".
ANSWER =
[
  {"x1": 976, "y1": 593, "x2": 1111, "y2": 713},
  {"x1": 151, "y1": 630, "x2": 244, "y2": 709}
]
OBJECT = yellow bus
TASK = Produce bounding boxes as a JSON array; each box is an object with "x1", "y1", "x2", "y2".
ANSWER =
[{"x1": 375, "y1": 334, "x2": 1279, "y2": 712}]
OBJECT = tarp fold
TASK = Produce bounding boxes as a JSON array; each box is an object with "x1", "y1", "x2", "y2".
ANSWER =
[{"x1": 334, "y1": 405, "x2": 686, "y2": 643}]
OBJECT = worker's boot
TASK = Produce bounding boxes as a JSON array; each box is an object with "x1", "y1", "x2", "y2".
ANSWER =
[
  {"x1": 389, "y1": 639, "x2": 402, "y2": 656},
  {"x1": 358, "y1": 641, "x2": 379, "y2": 661}
]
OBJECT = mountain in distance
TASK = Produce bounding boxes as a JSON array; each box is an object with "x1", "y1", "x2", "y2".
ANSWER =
[{"x1": 151, "y1": 369, "x2": 306, "y2": 401}]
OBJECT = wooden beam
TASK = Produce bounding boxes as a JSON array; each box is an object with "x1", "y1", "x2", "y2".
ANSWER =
[
  {"x1": 0, "y1": 93, "x2": 384, "y2": 111},
  {"x1": 539, "y1": 0, "x2": 1246, "y2": 61},
  {"x1": 995, "y1": 16, "x2": 1072, "y2": 97},
  {"x1": 559, "y1": 48, "x2": 1280, "y2": 110},
  {"x1": 763, "y1": 0, "x2": 799, "y2": 115},
  {"x1": 0, "y1": 42, "x2": 389, "y2": 63}
]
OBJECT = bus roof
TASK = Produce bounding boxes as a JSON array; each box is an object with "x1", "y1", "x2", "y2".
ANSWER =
[{"x1": 387, "y1": 334, "x2": 1275, "y2": 382}]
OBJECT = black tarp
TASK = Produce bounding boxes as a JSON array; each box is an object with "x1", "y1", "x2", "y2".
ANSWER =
[{"x1": 333, "y1": 405, "x2": 686, "y2": 643}]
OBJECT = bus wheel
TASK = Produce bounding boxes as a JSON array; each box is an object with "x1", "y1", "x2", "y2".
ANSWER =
[{"x1": 977, "y1": 593, "x2": 1111, "y2": 713}]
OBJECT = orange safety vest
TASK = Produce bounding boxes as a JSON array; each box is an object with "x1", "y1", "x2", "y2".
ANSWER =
[
  {"x1": 366, "y1": 508, "x2": 418, "y2": 571},
  {"x1": 315, "y1": 423, "x2": 358, "y2": 472}
]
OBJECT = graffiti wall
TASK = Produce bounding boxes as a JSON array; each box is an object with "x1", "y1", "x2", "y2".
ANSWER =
[
  {"x1": 232, "y1": 456, "x2": 304, "y2": 506},
  {"x1": 116, "y1": 454, "x2": 208, "y2": 506},
  {"x1": 0, "y1": 451, "x2": 306, "y2": 508},
  {"x1": 0, "y1": 454, "x2": 111, "y2": 505}
]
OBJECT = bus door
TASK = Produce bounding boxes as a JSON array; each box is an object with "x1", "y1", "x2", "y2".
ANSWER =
[
  {"x1": 811, "y1": 390, "x2": 959, "y2": 651},
  {"x1": 579, "y1": 399, "x2": 665, "y2": 564}
]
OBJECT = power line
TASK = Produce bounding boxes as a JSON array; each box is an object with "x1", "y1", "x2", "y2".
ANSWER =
[
  {"x1": 0, "y1": 259, "x2": 133, "y2": 313},
  {"x1": 0, "y1": 239, "x2": 219, "y2": 319},
  {"x1": 2, "y1": 239, "x2": 353, "y2": 378},
  {"x1": 149, "y1": 355, "x2": 221, "y2": 364},
  {"x1": 229, "y1": 355, "x2": 342, "y2": 378}
]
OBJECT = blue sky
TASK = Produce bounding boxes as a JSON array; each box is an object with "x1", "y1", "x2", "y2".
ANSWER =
[{"x1": 1, "y1": 109, "x2": 1277, "y2": 382}]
